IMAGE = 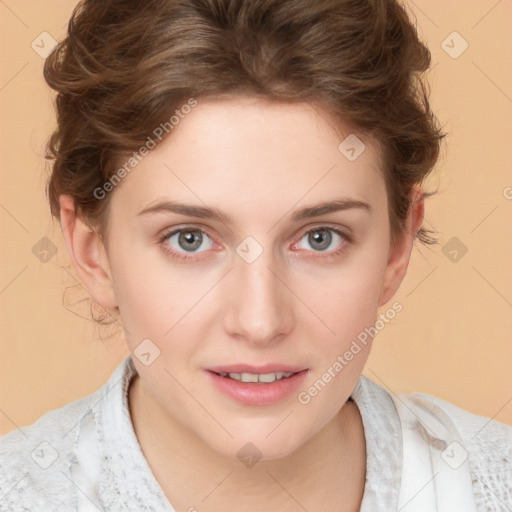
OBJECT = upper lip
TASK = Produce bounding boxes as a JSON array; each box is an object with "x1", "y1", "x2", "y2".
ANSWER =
[{"x1": 207, "y1": 364, "x2": 308, "y2": 374}]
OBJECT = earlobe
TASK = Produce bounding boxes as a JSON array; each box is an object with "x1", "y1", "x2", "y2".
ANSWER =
[
  {"x1": 59, "y1": 195, "x2": 118, "y2": 310},
  {"x1": 377, "y1": 189, "x2": 425, "y2": 308}
]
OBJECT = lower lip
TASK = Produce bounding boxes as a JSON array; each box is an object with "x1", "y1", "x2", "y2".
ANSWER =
[{"x1": 205, "y1": 369, "x2": 309, "y2": 406}]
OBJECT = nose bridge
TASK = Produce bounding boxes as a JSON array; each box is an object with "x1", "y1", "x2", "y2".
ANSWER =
[{"x1": 223, "y1": 242, "x2": 293, "y2": 344}]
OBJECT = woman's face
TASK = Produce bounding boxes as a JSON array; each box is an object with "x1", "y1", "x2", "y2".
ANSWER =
[{"x1": 99, "y1": 96, "x2": 408, "y2": 460}]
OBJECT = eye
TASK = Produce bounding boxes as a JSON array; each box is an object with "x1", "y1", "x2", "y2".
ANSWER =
[
  {"x1": 159, "y1": 225, "x2": 351, "y2": 262},
  {"x1": 294, "y1": 226, "x2": 350, "y2": 258},
  {"x1": 160, "y1": 228, "x2": 214, "y2": 260}
]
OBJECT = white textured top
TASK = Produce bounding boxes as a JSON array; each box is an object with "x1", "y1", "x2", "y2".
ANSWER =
[{"x1": 0, "y1": 356, "x2": 510, "y2": 511}]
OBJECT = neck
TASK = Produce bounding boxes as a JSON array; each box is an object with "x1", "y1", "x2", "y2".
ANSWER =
[{"x1": 128, "y1": 373, "x2": 366, "y2": 512}]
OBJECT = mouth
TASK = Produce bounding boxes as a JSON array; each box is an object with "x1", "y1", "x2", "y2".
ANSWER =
[{"x1": 204, "y1": 366, "x2": 309, "y2": 406}]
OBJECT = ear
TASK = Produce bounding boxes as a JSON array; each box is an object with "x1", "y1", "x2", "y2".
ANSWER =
[
  {"x1": 59, "y1": 195, "x2": 118, "y2": 309},
  {"x1": 378, "y1": 188, "x2": 425, "y2": 307}
]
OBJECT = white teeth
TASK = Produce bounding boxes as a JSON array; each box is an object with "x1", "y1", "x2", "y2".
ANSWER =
[
  {"x1": 223, "y1": 371, "x2": 295, "y2": 383},
  {"x1": 259, "y1": 372, "x2": 281, "y2": 383},
  {"x1": 242, "y1": 372, "x2": 259, "y2": 383}
]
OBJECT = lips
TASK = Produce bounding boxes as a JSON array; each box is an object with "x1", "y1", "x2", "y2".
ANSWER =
[{"x1": 204, "y1": 365, "x2": 310, "y2": 405}]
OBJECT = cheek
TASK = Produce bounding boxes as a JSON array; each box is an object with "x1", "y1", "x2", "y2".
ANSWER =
[
  {"x1": 107, "y1": 238, "x2": 176, "y2": 342},
  {"x1": 108, "y1": 239, "x2": 219, "y2": 354},
  {"x1": 296, "y1": 257, "x2": 387, "y2": 413},
  {"x1": 307, "y1": 250, "x2": 388, "y2": 334}
]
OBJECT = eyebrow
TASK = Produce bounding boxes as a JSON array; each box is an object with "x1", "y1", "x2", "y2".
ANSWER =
[{"x1": 137, "y1": 197, "x2": 372, "y2": 224}]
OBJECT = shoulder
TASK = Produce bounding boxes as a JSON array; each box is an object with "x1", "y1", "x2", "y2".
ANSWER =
[
  {"x1": 0, "y1": 388, "x2": 102, "y2": 511},
  {"x1": 0, "y1": 356, "x2": 133, "y2": 511},
  {"x1": 410, "y1": 392, "x2": 512, "y2": 507}
]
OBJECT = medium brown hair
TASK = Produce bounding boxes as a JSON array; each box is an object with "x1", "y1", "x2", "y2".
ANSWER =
[{"x1": 44, "y1": 0, "x2": 445, "y2": 255}]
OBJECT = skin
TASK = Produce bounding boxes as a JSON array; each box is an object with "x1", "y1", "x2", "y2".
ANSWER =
[{"x1": 59, "y1": 96, "x2": 424, "y2": 511}]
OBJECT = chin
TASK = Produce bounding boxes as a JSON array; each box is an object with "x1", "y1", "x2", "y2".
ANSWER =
[{"x1": 202, "y1": 427, "x2": 306, "y2": 464}]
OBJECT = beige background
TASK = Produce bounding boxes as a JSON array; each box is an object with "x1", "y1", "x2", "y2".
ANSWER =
[{"x1": 1, "y1": 0, "x2": 511, "y2": 436}]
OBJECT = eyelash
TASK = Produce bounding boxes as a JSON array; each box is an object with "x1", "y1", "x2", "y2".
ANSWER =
[{"x1": 158, "y1": 225, "x2": 352, "y2": 262}]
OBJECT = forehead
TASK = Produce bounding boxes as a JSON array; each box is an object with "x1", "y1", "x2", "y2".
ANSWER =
[{"x1": 109, "y1": 96, "x2": 387, "y2": 221}]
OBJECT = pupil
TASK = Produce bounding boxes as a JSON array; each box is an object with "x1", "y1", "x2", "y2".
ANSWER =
[{"x1": 310, "y1": 229, "x2": 331, "y2": 251}]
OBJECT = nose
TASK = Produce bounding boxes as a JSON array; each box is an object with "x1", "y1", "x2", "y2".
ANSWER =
[{"x1": 222, "y1": 249, "x2": 294, "y2": 347}]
